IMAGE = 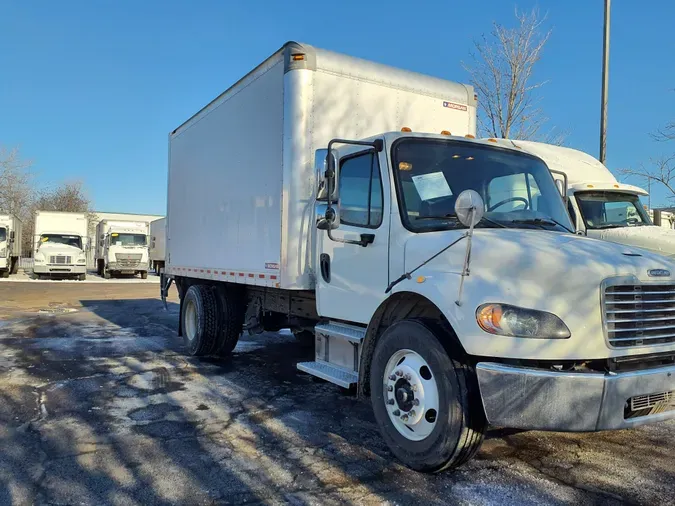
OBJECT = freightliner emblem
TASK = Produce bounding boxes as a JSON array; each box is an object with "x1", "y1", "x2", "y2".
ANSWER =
[{"x1": 648, "y1": 269, "x2": 671, "y2": 277}]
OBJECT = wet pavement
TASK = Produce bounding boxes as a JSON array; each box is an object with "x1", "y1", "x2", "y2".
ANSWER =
[{"x1": 0, "y1": 283, "x2": 673, "y2": 505}]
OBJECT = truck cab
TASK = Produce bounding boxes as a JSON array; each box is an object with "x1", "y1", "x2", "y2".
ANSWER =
[
  {"x1": 96, "y1": 220, "x2": 149, "y2": 279},
  {"x1": 493, "y1": 140, "x2": 675, "y2": 259},
  {"x1": 0, "y1": 215, "x2": 21, "y2": 278}
]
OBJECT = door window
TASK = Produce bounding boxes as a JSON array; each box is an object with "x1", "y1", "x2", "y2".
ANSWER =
[{"x1": 338, "y1": 152, "x2": 383, "y2": 228}]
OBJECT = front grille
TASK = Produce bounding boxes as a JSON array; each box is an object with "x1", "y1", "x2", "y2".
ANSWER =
[
  {"x1": 115, "y1": 253, "x2": 142, "y2": 268},
  {"x1": 605, "y1": 284, "x2": 675, "y2": 347},
  {"x1": 625, "y1": 390, "x2": 675, "y2": 419},
  {"x1": 49, "y1": 255, "x2": 72, "y2": 265}
]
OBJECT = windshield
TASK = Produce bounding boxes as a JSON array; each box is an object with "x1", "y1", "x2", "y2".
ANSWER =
[
  {"x1": 0, "y1": 228, "x2": 5, "y2": 242},
  {"x1": 39, "y1": 234, "x2": 82, "y2": 249},
  {"x1": 392, "y1": 139, "x2": 573, "y2": 233},
  {"x1": 110, "y1": 233, "x2": 146, "y2": 246},
  {"x1": 575, "y1": 191, "x2": 651, "y2": 229}
]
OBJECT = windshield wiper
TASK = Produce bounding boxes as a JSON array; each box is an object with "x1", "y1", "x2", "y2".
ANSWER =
[
  {"x1": 416, "y1": 214, "x2": 507, "y2": 228},
  {"x1": 509, "y1": 217, "x2": 573, "y2": 233}
]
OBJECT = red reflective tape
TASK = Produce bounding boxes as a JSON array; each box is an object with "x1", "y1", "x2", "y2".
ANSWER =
[
  {"x1": 258, "y1": 274, "x2": 265, "y2": 279},
  {"x1": 221, "y1": 271, "x2": 226, "y2": 275},
  {"x1": 230, "y1": 272, "x2": 235, "y2": 276},
  {"x1": 207, "y1": 270, "x2": 211, "y2": 274},
  {"x1": 270, "y1": 275, "x2": 277, "y2": 280},
  {"x1": 238, "y1": 273, "x2": 244, "y2": 277},
  {"x1": 248, "y1": 273, "x2": 254, "y2": 278},
  {"x1": 200, "y1": 269, "x2": 204, "y2": 273}
]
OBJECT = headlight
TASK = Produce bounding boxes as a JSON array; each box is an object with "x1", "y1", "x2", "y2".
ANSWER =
[
  {"x1": 476, "y1": 303, "x2": 570, "y2": 339},
  {"x1": 77, "y1": 258, "x2": 86, "y2": 263},
  {"x1": 34, "y1": 257, "x2": 44, "y2": 263}
]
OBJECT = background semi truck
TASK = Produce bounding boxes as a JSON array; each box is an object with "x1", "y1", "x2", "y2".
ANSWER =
[
  {"x1": 497, "y1": 140, "x2": 675, "y2": 259},
  {"x1": 0, "y1": 213, "x2": 23, "y2": 278},
  {"x1": 162, "y1": 42, "x2": 675, "y2": 472},
  {"x1": 33, "y1": 211, "x2": 88, "y2": 280},
  {"x1": 96, "y1": 220, "x2": 149, "y2": 279},
  {"x1": 149, "y1": 217, "x2": 166, "y2": 273}
]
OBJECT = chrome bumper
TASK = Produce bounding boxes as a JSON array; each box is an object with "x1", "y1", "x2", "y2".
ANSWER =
[
  {"x1": 33, "y1": 264, "x2": 86, "y2": 274},
  {"x1": 476, "y1": 362, "x2": 675, "y2": 431},
  {"x1": 107, "y1": 262, "x2": 148, "y2": 272}
]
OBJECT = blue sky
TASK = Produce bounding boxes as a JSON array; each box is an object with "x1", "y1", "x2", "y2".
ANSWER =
[{"x1": 1, "y1": 0, "x2": 673, "y2": 214}]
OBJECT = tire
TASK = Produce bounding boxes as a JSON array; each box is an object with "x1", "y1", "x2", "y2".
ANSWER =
[
  {"x1": 369, "y1": 319, "x2": 486, "y2": 472},
  {"x1": 0, "y1": 269, "x2": 8, "y2": 279},
  {"x1": 292, "y1": 330, "x2": 315, "y2": 348},
  {"x1": 104, "y1": 267, "x2": 111, "y2": 279},
  {"x1": 78, "y1": 273, "x2": 86, "y2": 281},
  {"x1": 10, "y1": 258, "x2": 18, "y2": 275},
  {"x1": 213, "y1": 287, "x2": 244, "y2": 357},
  {"x1": 181, "y1": 284, "x2": 220, "y2": 356},
  {"x1": 140, "y1": 271, "x2": 148, "y2": 280},
  {"x1": 97, "y1": 260, "x2": 103, "y2": 276}
]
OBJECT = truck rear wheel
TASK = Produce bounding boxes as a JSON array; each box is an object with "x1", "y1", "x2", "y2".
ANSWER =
[
  {"x1": 181, "y1": 284, "x2": 219, "y2": 356},
  {"x1": 10, "y1": 258, "x2": 18, "y2": 275},
  {"x1": 369, "y1": 319, "x2": 486, "y2": 472},
  {"x1": 213, "y1": 287, "x2": 244, "y2": 356},
  {"x1": 104, "y1": 267, "x2": 111, "y2": 279},
  {"x1": 140, "y1": 271, "x2": 148, "y2": 280}
]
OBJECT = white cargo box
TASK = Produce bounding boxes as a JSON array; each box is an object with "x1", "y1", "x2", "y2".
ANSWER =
[
  {"x1": 167, "y1": 41, "x2": 477, "y2": 290},
  {"x1": 149, "y1": 217, "x2": 166, "y2": 262}
]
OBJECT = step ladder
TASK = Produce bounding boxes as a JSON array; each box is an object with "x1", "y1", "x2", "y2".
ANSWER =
[{"x1": 297, "y1": 322, "x2": 366, "y2": 388}]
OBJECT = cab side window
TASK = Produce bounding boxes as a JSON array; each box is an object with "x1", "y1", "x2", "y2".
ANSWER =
[{"x1": 338, "y1": 152, "x2": 383, "y2": 228}]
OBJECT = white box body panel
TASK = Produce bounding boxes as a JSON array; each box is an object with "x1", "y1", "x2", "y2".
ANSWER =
[
  {"x1": 149, "y1": 218, "x2": 166, "y2": 262},
  {"x1": 34, "y1": 212, "x2": 88, "y2": 253},
  {"x1": 167, "y1": 42, "x2": 476, "y2": 289}
]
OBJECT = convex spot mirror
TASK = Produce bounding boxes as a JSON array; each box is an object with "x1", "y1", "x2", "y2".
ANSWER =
[{"x1": 454, "y1": 190, "x2": 485, "y2": 227}]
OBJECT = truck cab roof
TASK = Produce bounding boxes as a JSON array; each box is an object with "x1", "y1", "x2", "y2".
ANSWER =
[{"x1": 486, "y1": 139, "x2": 648, "y2": 197}]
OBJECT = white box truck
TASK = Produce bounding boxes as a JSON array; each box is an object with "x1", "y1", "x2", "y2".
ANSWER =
[
  {"x1": 33, "y1": 211, "x2": 88, "y2": 280},
  {"x1": 162, "y1": 42, "x2": 675, "y2": 472},
  {"x1": 95, "y1": 220, "x2": 149, "y2": 279},
  {"x1": 0, "y1": 213, "x2": 23, "y2": 278},
  {"x1": 493, "y1": 139, "x2": 675, "y2": 259},
  {"x1": 149, "y1": 217, "x2": 166, "y2": 274}
]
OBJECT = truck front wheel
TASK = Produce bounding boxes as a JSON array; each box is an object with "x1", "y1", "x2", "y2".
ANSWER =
[
  {"x1": 140, "y1": 271, "x2": 148, "y2": 280},
  {"x1": 369, "y1": 319, "x2": 486, "y2": 472},
  {"x1": 10, "y1": 258, "x2": 18, "y2": 275},
  {"x1": 0, "y1": 269, "x2": 8, "y2": 279},
  {"x1": 181, "y1": 285, "x2": 219, "y2": 356}
]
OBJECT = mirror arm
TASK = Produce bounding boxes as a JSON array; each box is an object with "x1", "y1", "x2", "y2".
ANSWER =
[{"x1": 550, "y1": 169, "x2": 569, "y2": 206}]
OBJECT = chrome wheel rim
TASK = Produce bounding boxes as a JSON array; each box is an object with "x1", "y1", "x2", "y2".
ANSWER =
[{"x1": 383, "y1": 349, "x2": 439, "y2": 441}]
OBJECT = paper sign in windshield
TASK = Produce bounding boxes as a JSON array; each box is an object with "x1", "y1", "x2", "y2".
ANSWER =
[{"x1": 412, "y1": 172, "x2": 452, "y2": 201}]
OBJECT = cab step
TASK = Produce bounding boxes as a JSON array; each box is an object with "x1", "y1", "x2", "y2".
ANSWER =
[
  {"x1": 296, "y1": 321, "x2": 366, "y2": 387},
  {"x1": 297, "y1": 361, "x2": 358, "y2": 388}
]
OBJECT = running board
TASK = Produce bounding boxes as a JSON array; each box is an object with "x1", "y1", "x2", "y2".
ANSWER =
[
  {"x1": 296, "y1": 321, "x2": 366, "y2": 387},
  {"x1": 297, "y1": 361, "x2": 358, "y2": 388}
]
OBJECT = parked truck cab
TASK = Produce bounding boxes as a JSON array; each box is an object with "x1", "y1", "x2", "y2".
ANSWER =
[
  {"x1": 493, "y1": 139, "x2": 675, "y2": 259},
  {"x1": 0, "y1": 214, "x2": 22, "y2": 278},
  {"x1": 96, "y1": 220, "x2": 149, "y2": 279},
  {"x1": 33, "y1": 211, "x2": 88, "y2": 280},
  {"x1": 163, "y1": 42, "x2": 675, "y2": 473}
]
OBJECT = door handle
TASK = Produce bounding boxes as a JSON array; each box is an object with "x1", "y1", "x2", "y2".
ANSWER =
[{"x1": 320, "y1": 253, "x2": 331, "y2": 283}]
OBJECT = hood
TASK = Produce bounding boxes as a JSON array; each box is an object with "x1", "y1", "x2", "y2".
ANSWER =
[
  {"x1": 404, "y1": 229, "x2": 675, "y2": 309},
  {"x1": 402, "y1": 229, "x2": 675, "y2": 360},
  {"x1": 589, "y1": 225, "x2": 675, "y2": 259}
]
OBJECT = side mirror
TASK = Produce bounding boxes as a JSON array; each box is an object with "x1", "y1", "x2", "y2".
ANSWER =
[
  {"x1": 9, "y1": 231, "x2": 15, "y2": 240},
  {"x1": 315, "y1": 149, "x2": 338, "y2": 202},
  {"x1": 555, "y1": 179, "x2": 565, "y2": 197}
]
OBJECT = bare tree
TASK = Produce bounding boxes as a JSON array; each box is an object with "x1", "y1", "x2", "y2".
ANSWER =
[
  {"x1": 0, "y1": 146, "x2": 34, "y2": 219},
  {"x1": 462, "y1": 8, "x2": 563, "y2": 143},
  {"x1": 619, "y1": 92, "x2": 674, "y2": 203}
]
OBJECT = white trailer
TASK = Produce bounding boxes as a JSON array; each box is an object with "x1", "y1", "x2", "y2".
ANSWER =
[
  {"x1": 33, "y1": 211, "x2": 88, "y2": 280},
  {"x1": 494, "y1": 140, "x2": 675, "y2": 260},
  {"x1": 95, "y1": 220, "x2": 149, "y2": 279},
  {"x1": 162, "y1": 42, "x2": 675, "y2": 472},
  {"x1": 149, "y1": 217, "x2": 166, "y2": 273},
  {"x1": 0, "y1": 213, "x2": 23, "y2": 277}
]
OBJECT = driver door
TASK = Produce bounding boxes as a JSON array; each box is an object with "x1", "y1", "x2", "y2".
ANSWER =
[{"x1": 315, "y1": 149, "x2": 390, "y2": 324}]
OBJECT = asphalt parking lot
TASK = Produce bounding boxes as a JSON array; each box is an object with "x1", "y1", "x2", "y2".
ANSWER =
[{"x1": 0, "y1": 281, "x2": 673, "y2": 505}]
